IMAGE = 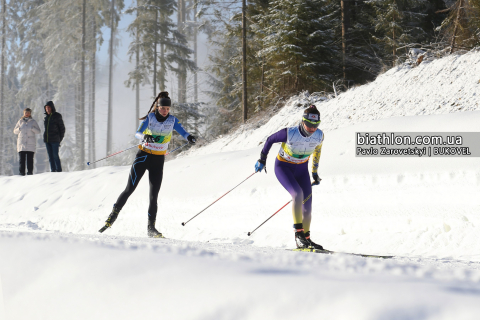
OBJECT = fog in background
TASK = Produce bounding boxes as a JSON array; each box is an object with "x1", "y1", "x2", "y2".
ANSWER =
[{"x1": 93, "y1": 1, "x2": 212, "y2": 159}]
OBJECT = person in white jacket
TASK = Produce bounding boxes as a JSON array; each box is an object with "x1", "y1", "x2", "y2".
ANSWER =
[{"x1": 13, "y1": 108, "x2": 41, "y2": 175}]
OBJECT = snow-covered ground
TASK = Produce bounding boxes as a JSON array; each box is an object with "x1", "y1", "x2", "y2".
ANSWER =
[{"x1": 1, "y1": 52, "x2": 480, "y2": 319}]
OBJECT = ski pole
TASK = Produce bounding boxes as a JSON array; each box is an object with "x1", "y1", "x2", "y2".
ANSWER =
[
  {"x1": 166, "y1": 142, "x2": 189, "y2": 155},
  {"x1": 87, "y1": 144, "x2": 142, "y2": 165},
  {"x1": 247, "y1": 181, "x2": 319, "y2": 236},
  {"x1": 182, "y1": 172, "x2": 257, "y2": 226},
  {"x1": 87, "y1": 140, "x2": 189, "y2": 166}
]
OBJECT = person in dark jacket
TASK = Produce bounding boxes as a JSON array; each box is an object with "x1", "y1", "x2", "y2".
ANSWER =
[{"x1": 43, "y1": 101, "x2": 65, "y2": 172}]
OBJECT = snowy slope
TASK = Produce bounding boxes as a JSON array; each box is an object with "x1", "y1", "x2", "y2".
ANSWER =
[{"x1": 189, "y1": 50, "x2": 480, "y2": 156}]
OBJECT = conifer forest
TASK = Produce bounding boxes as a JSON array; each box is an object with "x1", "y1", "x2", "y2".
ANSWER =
[{"x1": 0, "y1": 0, "x2": 479, "y2": 175}]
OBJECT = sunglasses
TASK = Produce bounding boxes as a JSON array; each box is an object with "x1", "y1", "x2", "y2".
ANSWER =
[{"x1": 302, "y1": 117, "x2": 321, "y2": 128}]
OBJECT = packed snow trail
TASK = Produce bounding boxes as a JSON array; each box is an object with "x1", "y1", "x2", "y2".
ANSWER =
[{"x1": 2, "y1": 231, "x2": 480, "y2": 320}]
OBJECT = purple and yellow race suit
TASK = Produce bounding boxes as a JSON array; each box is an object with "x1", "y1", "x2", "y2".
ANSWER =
[{"x1": 261, "y1": 125, "x2": 324, "y2": 232}]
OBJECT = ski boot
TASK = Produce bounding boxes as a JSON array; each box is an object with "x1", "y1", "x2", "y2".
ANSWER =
[
  {"x1": 99, "y1": 205, "x2": 121, "y2": 233},
  {"x1": 147, "y1": 220, "x2": 164, "y2": 238},
  {"x1": 305, "y1": 231, "x2": 324, "y2": 250},
  {"x1": 295, "y1": 230, "x2": 311, "y2": 249}
]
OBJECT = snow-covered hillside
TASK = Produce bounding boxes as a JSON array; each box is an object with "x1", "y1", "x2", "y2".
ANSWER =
[
  {"x1": 190, "y1": 50, "x2": 480, "y2": 156},
  {"x1": 1, "y1": 51, "x2": 480, "y2": 320}
]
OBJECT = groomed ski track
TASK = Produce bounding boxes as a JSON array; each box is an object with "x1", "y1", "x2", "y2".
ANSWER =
[{"x1": 2, "y1": 230, "x2": 480, "y2": 319}]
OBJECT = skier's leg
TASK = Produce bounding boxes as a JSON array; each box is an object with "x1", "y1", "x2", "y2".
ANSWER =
[
  {"x1": 147, "y1": 155, "x2": 165, "y2": 238},
  {"x1": 295, "y1": 162, "x2": 313, "y2": 233},
  {"x1": 147, "y1": 155, "x2": 164, "y2": 222},
  {"x1": 115, "y1": 151, "x2": 148, "y2": 210},
  {"x1": 295, "y1": 163, "x2": 323, "y2": 250},
  {"x1": 274, "y1": 158, "x2": 304, "y2": 225}
]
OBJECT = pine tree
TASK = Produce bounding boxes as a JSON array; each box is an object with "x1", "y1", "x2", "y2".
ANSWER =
[
  {"x1": 438, "y1": 0, "x2": 480, "y2": 52},
  {"x1": 125, "y1": 0, "x2": 195, "y2": 98},
  {"x1": 254, "y1": 0, "x2": 339, "y2": 96},
  {"x1": 340, "y1": 1, "x2": 383, "y2": 85},
  {"x1": 370, "y1": 0, "x2": 429, "y2": 66}
]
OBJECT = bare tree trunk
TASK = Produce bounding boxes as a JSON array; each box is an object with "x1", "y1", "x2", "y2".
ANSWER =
[
  {"x1": 153, "y1": 9, "x2": 157, "y2": 97},
  {"x1": 160, "y1": 42, "x2": 165, "y2": 91},
  {"x1": 392, "y1": 14, "x2": 396, "y2": 66},
  {"x1": 177, "y1": 0, "x2": 186, "y2": 103},
  {"x1": 242, "y1": 0, "x2": 247, "y2": 122},
  {"x1": 90, "y1": 15, "x2": 96, "y2": 168},
  {"x1": 136, "y1": 0, "x2": 140, "y2": 125},
  {"x1": 341, "y1": 0, "x2": 350, "y2": 81},
  {"x1": 107, "y1": 0, "x2": 115, "y2": 155},
  {"x1": 193, "y1": 2, "x2": 198, "y2": 103},
  {"x1": 0, "y1": 0, "x2": 5, "y2": 174},
  {"x1": 78, "y1": 0, "x2": 86, "y2": 170},
  {"x1": 450, "y1": 0, "x2": 464, "y2": 54}
]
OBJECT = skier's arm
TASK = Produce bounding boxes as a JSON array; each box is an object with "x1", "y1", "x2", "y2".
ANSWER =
[
  {"x1": 311, "y1": 140, "x2": 324, "y2": 174},
  {"x1": 135, "y1": 118, "x2": 149, "y2": 140},
  {"x1": 173, "y1": 118, "x2": 190, "y2": 140},
  {"x1": 260, "y1": 128, "x2": 288, "y2": 161}
]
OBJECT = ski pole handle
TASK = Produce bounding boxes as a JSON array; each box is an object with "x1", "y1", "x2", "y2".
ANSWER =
[
  {"x1": 182, "y1": 172, "x2": 257, "y2": 226},
  {"x1": 87, "y1": 144, "x2": 142, "y2": 165}
]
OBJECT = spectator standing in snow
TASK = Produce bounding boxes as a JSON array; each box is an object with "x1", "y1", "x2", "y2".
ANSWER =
[
  {"x1": 43, "y1": 101, "x2": 65, "y2": 172},
  {"x1": 13, "y1": 108, "x2": 42, "y2": 175}
]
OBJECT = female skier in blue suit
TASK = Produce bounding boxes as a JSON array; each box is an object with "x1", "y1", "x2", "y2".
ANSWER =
[{"x1": 100, "y1": 92, "x2": 196, "y2": 237}]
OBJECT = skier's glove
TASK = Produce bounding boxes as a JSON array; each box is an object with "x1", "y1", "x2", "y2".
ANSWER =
[
  {"x1": 312, "y1": 173, "x2": 321, "y2": 186},
  {"x1": 255, "y1": 159, "x2": 266, "y2": 173},
  {"x1": 144, "y1": 134, "x2": 155, "y2": 143},
  {"x1": 187, "y1": 135, "x2": 196, "y2": 145}
]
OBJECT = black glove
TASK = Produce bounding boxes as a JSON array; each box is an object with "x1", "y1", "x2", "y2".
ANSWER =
[
  {"x1": 312, "y1": 173, "x2": 321, "y2": 186},
  {"x1": 144, "y1": 134, "x2": 155, "y2": 143},
  {"x1": 187, "y1": 135, "x2": 196, "y2": 145}
]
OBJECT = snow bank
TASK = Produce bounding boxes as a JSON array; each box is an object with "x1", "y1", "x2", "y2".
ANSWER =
[{"x1": 189, "y1": 50, "x2": 480, "y2": 156}]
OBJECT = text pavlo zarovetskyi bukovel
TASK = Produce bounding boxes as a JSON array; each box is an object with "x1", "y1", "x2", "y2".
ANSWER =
[{"x1": 355, "y1": 132, "x2": 479, "y2": 157}]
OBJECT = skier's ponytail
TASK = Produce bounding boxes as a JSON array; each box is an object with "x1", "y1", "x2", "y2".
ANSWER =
[{"x1": 139, "y1": 92, "x2": 170, "y2": 120}]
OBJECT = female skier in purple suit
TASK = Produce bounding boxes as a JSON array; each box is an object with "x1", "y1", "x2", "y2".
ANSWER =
[{"x1": 255, "y1": 105, "x2": 324, "y2": 249}]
